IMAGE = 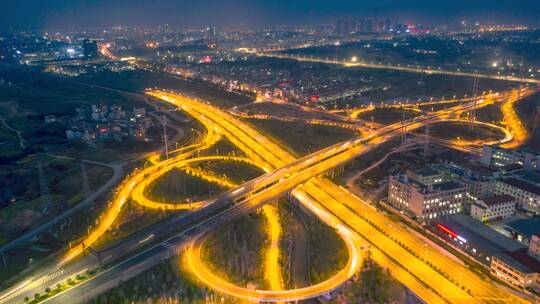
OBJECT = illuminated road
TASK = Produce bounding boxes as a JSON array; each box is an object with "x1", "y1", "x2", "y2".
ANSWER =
[
  {"x1": 430, "y1": 118, "x2": 514, "y2": 147},
  {"x1": 150, "y1": 90, "x2": 532, "y2": 303},
  {"x1": 59, "y1": 113, "x2": 223, "y2": 264},
  {"x1": 262, "y1": 205, "x2": 284, "y2": 292},
  {"x1": 1, "y1": 85, "x2": 533, "y2": 303},
  {"x1": 145, "y1": 93, "x2": 371, "y2": 301},
  {"x1": 229, "y1": 106, "x2": 368, "y2": 133},
  {"x1": 0, "y1": 114, "x2": 225, "y2": 303},
  {"x1": 257, "y1": 52, "x2": 540, "y2": 85},
  {"x1": 501, "y1": 89, "x2": 529, "y2": 148},
  {"x1": 185, "y1": 205, "x2": 363, "y2": 302},
  {"x1": 131, "y1": 155, "x2": 255, "y2": 211}
]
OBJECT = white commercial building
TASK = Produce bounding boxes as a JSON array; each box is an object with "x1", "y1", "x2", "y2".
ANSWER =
[
  {"x1": 492, "y1": 178, "x2": 540, "y2": 215},
  {"x1": 471, "y1": 195, "x2": 516, "y2": 222},
  {"x1": 491, "y1": 249, "x2": 540, "y2": 291},
  {"x1": 481, "y1": 145, "x2": 540, "y2": 170},
  {"x1": 388, "y1": 168, "x2": 468, "y2": 220}
]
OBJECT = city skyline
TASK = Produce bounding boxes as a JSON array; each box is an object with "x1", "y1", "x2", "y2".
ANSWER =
[{"x1": 2, "y1": 0, "x2": 540, "y2": 30}]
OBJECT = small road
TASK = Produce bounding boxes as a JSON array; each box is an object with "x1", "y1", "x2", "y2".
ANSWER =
[
  {"x1": 0, "y1": 90, "x2": 185, "y2": 255},
  {"x1": 0, "y1": 158, "x2": 124, "y2": 255},
  {"x1": 345, "y1": 142, "x2": 418, "y2": 197},
  {"x1": 0, "y1": 117, "x2": 26, "y2": 149}
]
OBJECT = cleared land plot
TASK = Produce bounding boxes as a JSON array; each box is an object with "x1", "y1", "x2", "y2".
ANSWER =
[
  {"x1": 357, "y1": 108, "x2": 421, "y2": 125},
  {"x1": 240, "y1": 102, "x2": 346, "y2": 122},
  {"x1": 427, "y1": 121, "x2": 505, "y2": 142},
  {"x1": 243, "y1": 118, "x2": 357, "y2": 156}
]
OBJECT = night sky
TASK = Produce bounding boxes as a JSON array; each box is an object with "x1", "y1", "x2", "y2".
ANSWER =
[{"x1": 2, "y1": 0, "x2": 540, "y2": 29}]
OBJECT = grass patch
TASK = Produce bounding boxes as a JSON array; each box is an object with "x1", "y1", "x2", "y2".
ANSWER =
[
  {"x1": 145, "y1": 168, "x2": 226, "y2": 203},
  {"x1": 473, "y1": 103, "x2": 504, "y2": 124},
  {"x1": 199, "y1": 138, "x2": 245, "y2": 158},
  {"x1": 0, "y1": 65, "x2": 145, "y2": 116},
  {"x1": 334, "y1": 254, "x2": 407, "y2": 303},
  {"x1": 305, "y1": 212, "x2": 348, "y2": 284},
  {"x1": 201, "y1": 212, "x2": 267, "y2": 288},
  {"x1": 197, "y1": 160, "x2": 264, "y2": 185},
  {"x1": 85, "y1": 256, "x2": 238, "y2": 304},
  {"x1": 357, "y1": 108, "x2": 421, "y2": 125},
  {"x1": 0, "y1": 242, "x2": 54, "y2": 285},
  {"x1": 427, "y1": 122, "x2": 505, "y2": 142},
  {"x1": 243, "y1": 118, "x2": 357, "y2": 156},
  {"x1": 517, "y1": 92, "x2": 540, "y2": 153}
]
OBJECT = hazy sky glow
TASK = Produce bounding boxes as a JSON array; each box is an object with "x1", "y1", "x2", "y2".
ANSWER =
[{"x1": 2, "y1": 0, "x2": 540, "y2": 29}]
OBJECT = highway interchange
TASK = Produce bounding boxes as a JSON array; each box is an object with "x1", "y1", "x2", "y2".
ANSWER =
[{"x1": 0, "y1": 81, "x2": 537, "y2": 303}]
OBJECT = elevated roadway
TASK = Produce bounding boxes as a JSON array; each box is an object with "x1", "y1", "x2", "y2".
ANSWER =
[
  {"x1": 151, "y1": 91, "x2": 531, "y2": 303},
  {"x1": 1, "y1": 88, "x2": 533, "y2": 303}
]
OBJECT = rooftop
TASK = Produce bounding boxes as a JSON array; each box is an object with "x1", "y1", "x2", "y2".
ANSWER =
[
  {"x1": 409, "y1": 167, "x2": 439, "y2": 177},
  {"x1": 522, "y1": 171, "x2": 540, "y2": 185},
  {"x1": 501, "y1": 178, "x2": 540, "y2": 196},
  {"x1": 507, "y1": 217, "x2": 540, "y2": 240},
  {"x1": 496, "y1": 249, "x2": 540, "y2": 274},
  {"x1": 431, "y1": 181, "x2": 466, "y2": 192},
  {"x1": 451, "y1": 161, "x2": 493, "y2": 178},
  {"x1": 480, "y1": 194, "x2": 515, "y2": 207},
  {"x1": 436, "y1": 215, "x2": 525, "y2": 256},
  {"x1": 500, "y1": 163, "x2": 523, "y2": 172}
]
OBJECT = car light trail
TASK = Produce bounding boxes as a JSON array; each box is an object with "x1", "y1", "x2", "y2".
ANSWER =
[
  {"x1": 18, "y1": 85, "x2": 531, "y2": 303},
  {"x1": 149, "y1": 90, "x2": 531, "y2": 304},
  {"x1": 501, "y1": 88, "x2": 529, "y2": 148},
  {"x1": 262, "y1": 204, "x2": 283, "y2": 292}
]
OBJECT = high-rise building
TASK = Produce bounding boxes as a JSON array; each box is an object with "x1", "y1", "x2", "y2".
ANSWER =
[
  {"x1": 364, "y1": 19, "x2": 374, "y2": 33},
  {"x1": 384, "y1": 18, "x2": 394, "y2": 31},
  {"x1": 336, "y1": 19, "x2": 359, "y2": 34},
  {"x1": 82, "y1": 39, "x2": 99, "y2": 59}
]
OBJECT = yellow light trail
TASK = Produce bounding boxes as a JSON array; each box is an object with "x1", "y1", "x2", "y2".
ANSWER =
[
  {"x1": 57, "y1": 85, "x2": 532, "y2": 302},
  {"x1": 185, "y1": 214, "x2": 363, "y2": 302},
  {"x1": 149, "y1": 90, "x2": 532, "y2": 303},
  {"x1": 153, "y1": 91, "x2": 447, "y2": 302},
  {"x1": 10, "y1": 48, "x2": 536, "y2": 304},
  {"x1": 349, "y1": 104, "x2": 375, "y2": 119},
  {"x1": 61, "y1": 116, "x2": 221, "y2": 264},
  {"x1": 130, "y1": 156, "x2": 251, "y2": 211},
  {"x1": 139, "y1": 153, "x2": 289, "y2": 294},
  {"x1": 501, "y1": 88, "x2": 530, "y2": 148},
  {"x1": 150, "y1": 91, "x2": 365, "y2": 302},
  {"x1": 262, "y1": 204, "x2": 283, "y2": 292},
  {"x1": 258, "y1": 53, "x2": 540, "y2": 85}
]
